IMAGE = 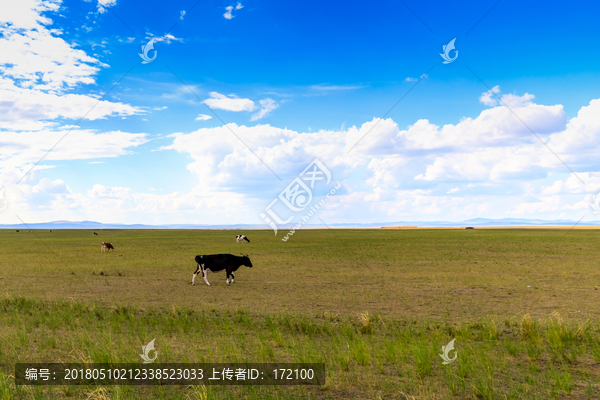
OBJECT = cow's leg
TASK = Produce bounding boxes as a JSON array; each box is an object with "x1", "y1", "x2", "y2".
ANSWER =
[
  {"x1": 226, "y1": 270, "x2": 231, "y2": 286},
  {"x1": 192, "y1": 264, "x2": 200, "y2": 285},
  {"x1": 230, "y1": 271, "x2": 235, "y2": 283},
  {"x1": 203, "y1": 266, "x2": 211, "y2": 286}
]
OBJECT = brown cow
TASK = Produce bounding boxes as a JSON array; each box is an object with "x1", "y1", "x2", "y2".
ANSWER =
[{"x1": 101, "y1": 242, "x2": 115, "y2": 252}]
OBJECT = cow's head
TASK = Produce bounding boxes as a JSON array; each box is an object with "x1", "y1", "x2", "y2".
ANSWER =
[{"x1": 243, "y1": 255, "x2": 253, "y2": 268}]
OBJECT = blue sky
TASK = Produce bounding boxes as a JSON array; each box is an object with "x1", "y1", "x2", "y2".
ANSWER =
[{"x1": 1, "y1": 0, "x2": 600, "y2": 227}]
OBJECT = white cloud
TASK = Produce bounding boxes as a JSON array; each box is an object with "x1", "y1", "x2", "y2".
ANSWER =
[
  {"x1": 88, "y1": 184, "x2": 131, "y2": 199},
  {"x1": 204, "y1": 92, "x2": 255, "y2": 112},
  {"x1": 0, "y1": 0, "x2": 60, "y2": 30},
  {"x1": 562, "y1": 200, "x2": 589, "y2": 210},
  {"x1": 0, "y1": 0, "x2": 148, "y2": 189},
  {"x1": 405, "y1": 77, "x2": 417, "y2": 82},
  {"x1": 479, "y1": 85, "x2": 500, "y2": 106},
  {"x1": 224, "y1": 2, "x2": 243, "y2": 19},
  {"x1": 3, "y1": 2, "x2": 600, "y2": 232},
  {"x1": 541, "y1": 180, "x2": 563, "y2": 195},
  {"x1": 0, "y1": 0, "x2": 144, "y2": 131},
  {"x1": 310, "y1": 84, "x2": 364, "y2": 92},
  {"x1": 97, "y1": 0, "x2": 116, "y2": 14},
  {"x1": 224, "y1": 6, "x2": 234, "y2": 19},
  {"x1": 144, "y1": 33, "x2": 183, "y2": 44},
  {"x1": 0, "y1": 77, "x2": 144, "y2": 130},
  {"x1": 0, "y1": 12, "x2": 105, "y2": 91},
  {"x1": 250, "y1": 99, "x2": 278, "y2": 121},
  {"x1": 508, "y1": 196, "x2": 561, "y2": 215},
  {"x1": 0, "y1": 128, "x2": 148, "y2": 168},
  {"x1": 195, "y1": 114, "x2": 212, "y2": 121}
]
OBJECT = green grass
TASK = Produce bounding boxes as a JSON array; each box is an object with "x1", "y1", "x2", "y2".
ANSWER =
[{"x1": 1, "y1": 228, "x2": 600, "y2": 398}]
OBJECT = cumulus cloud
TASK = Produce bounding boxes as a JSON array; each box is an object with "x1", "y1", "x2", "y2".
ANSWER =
[
  {"x1": 149, "y1": 88, "x2": 600, "y2": 223},
  {"x1": 0, "y1": 0, "x2": 147, "y2": 176},
  {"x1": 0, "y1": 77, "x2": 144, "y2": 130},
  {"x1": 88, "y1": 184, "x2": 131, "y2": 199},
  {"x1": 0, "y1": 128, "x2": 148, "y2": 168},
  {"x1": 9, "y1": 85, "x2": 600, "y2": 224},
  {"x1": 250, "y1": 99, "x2": 278, "y2": 121},
  {"x1": 479, "y1": 85, "x2": 500, "y2": 106},
  {"x1": 0, "y1": 5, "x2": 105, "y2": 91},
  {"x1": 144, "y1": 33, "x2": 183, "y2": 44},
  {"x1": 97, "y1": 0, "x2": 116, "y2": 14},
  {"x1": 508, "y1": 196, "x2": 561, "y2": 215},
  {"x1": 224, "y1": 2, "x2": 243, "y2": 19},
  {"x1": 0, "y1": 0, "x2": 144, "y2": 132},
  {"x1": 204, "y1": 92, "x2": 255, "y2": 112},
  {"x1": 0, "y1": 0, "x2": 60, "y2": 30},
  {"x1": 3, "y1": 0, "x2": 600, "y2": 229}
]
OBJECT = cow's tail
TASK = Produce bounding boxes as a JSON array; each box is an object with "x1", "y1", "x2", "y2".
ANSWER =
[{"x1": 194, "y1": 255, "x2": 203, "y2": 264}]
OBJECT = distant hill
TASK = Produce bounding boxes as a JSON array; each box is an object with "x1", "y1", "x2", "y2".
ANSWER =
[{"x1": 0, "y1": 218, "x2": 598, "y2": 229}]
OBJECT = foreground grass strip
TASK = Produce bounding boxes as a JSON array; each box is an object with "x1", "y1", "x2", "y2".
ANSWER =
[{"x1": 0, "y1": 296, "x2": 599, "y2": 399}]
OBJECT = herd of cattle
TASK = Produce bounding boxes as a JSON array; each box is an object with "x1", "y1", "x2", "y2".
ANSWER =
[{"x1": 97, "y1": 232, "x2": 253, "y2": 286}]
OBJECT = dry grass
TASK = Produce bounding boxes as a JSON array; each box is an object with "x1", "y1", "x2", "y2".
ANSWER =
[
  {"x1": 1, "y1": 228, "x2": 600, "y2": 398},
  {"x1": 1, "y1": 228, "x2": 599, "y2": 320}
]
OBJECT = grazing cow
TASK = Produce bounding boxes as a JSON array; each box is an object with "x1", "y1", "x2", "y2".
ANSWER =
[
  {"x1": 16, "y1": 230, "x2": 19, "y2": 232},
  {"x1": 236, "y1": 235, "x2": 250, "y2": 243},
  {"x1": 101, "y1": 242, "x2": 115, "y2": 252},
  {"x1": 93, "y1": 232, "x2": 98, "y2": 236},
  {"x1": 192, "y1": 254, "x2": 253, "y2": 286}
]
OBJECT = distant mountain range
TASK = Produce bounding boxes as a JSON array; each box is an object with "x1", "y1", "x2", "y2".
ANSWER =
[{"x1": 0, "y1": 218, "x2": 598, "y2": 229}]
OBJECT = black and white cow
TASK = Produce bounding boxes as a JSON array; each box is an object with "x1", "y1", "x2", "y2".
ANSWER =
[
  {"x1": 192, "y1": 254, "x2": 253, "y2": 286},
  {"x1": 236, "y1": 235, "x2": 250, "y2": 243},
  {"x1": 93, "y1": 232, "x2": 98, "y2": 236}
]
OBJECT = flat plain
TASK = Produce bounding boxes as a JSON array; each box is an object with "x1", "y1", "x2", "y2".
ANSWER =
[{"x1": 1, "y1": 228, "x2": 599, "y2": 399}]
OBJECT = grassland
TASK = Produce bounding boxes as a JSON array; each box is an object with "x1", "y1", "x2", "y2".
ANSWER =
[{"x1": 1, "y1": 228, "x2": 600, "y2": 399}]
